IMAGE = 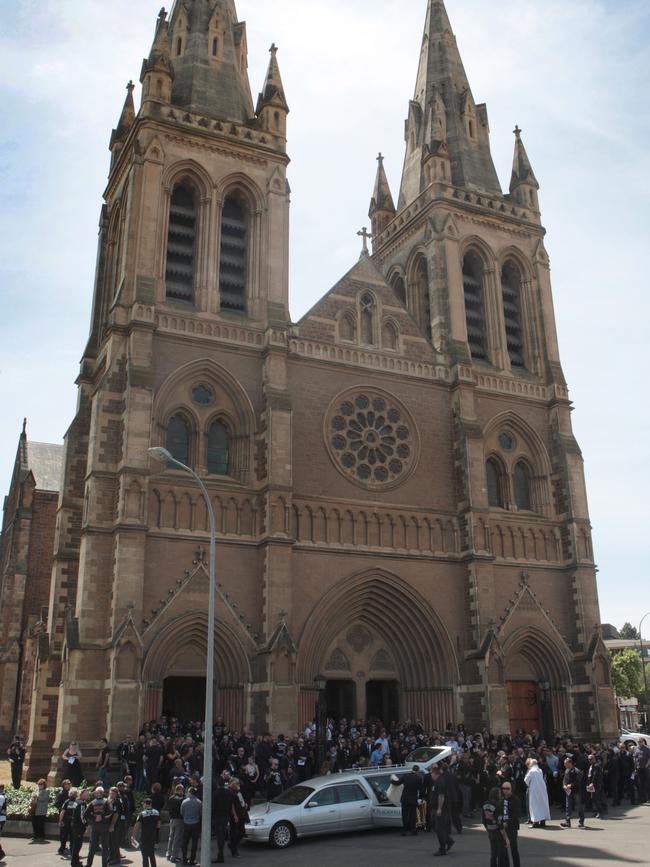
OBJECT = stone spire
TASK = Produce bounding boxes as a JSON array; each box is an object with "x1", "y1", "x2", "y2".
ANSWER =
[
  {"x1": 109, "y1": 81, "x2": 136, "y2": 157},
  {"x1": 510, "y1": 125, "x2": 540, "y2": 210},
  {"x1": 168, "y1": 0, "x2": 254, "y2": 123},
  {"x1": 399, "y1": 0, "x2": 501, "y2": 207},
  {"x1": 256, "y1": 44, "x2": 289, "y2": 138},
  {"x1": 368, "y1": 153, "x2": 396, "y2": 238}
]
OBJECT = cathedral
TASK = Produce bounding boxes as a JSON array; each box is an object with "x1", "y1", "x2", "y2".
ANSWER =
[{"x1": 1, "y1": 0, "x2": 617, "y2": 780}]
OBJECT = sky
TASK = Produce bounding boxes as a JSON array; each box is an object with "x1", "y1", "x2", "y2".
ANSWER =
[{"x1": 0, "y1": 0, "x2": 648, "y2": 632}]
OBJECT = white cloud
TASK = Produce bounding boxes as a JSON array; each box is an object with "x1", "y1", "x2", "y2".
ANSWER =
[{"x1": 1, "y1": 0, "x2": 648, "y2": 629}]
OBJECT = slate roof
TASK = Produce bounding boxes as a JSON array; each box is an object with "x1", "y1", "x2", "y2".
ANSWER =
[{"x1": 26, "y1": 442, "x2": 63, "y2": 493}]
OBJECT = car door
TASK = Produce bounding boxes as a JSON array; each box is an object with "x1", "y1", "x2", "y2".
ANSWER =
[
  {"x1": 300, "y1": 783, "x2": 340, "y2": 836},
  {"x1": 368, "y1": 773, "x2": 408, "y2": 827},
  {"x1": 335, "y1": 783, "x2": 373, "y2": 831}
]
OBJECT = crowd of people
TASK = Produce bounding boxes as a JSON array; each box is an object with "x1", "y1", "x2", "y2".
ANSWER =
[{"x1": 2, "y1": 716, "x2": 649, "y2": 865}]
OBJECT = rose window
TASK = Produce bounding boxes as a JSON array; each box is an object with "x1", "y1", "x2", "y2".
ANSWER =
[{"x1": 325, "y1": 390, "x2": 417, "y2": 489}]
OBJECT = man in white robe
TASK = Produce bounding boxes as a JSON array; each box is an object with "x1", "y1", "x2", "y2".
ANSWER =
[{"x1": 525, "y1": 758, "x2": 551, "y2": 827}]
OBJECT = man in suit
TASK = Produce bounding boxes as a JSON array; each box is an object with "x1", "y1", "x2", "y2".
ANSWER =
[
  {"x1": 392, "y1": 766, "x2": 423, "y2": 836},
  {"x1": 430, "y1": 764, "x2": 454, "y2": 857}
]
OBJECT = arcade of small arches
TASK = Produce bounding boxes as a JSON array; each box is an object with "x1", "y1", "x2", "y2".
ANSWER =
[
  {"x1": 337, "y1": 291, "x2": 401, "y2": 353},
  {"x1": 387, "y1": 242, "x2": 539, "y2": 373},
  {"x1": 123, "y1": 570, "x2": 587, "y2": 737}
]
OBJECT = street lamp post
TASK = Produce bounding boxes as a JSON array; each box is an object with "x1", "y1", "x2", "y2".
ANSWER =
[
  {"x1": 639, "y1": 613, "x2": 650, "y2": 732},
  {"x1": 313, "y1": 674, "x2": 327, "y2": 773},
  {"x1": 149, "y1": 447, "x2": 216, "y2": 866}
]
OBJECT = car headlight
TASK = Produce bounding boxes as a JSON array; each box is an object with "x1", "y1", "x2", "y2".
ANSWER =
[{"x1": 249, "y1": 818, "x2": 266, "y2": 827}]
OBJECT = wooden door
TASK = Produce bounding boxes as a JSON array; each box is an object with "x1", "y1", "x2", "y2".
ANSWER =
[{"x1": 506, "y1": 680, "x2": 540, "y2": 733}]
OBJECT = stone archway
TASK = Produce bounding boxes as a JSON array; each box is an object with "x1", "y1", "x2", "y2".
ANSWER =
[
  {"x1": 503, "y1": 627, "x2": 572, "y2": 735},
  {"x1": 297, "y1": 570, "x2": 459, "y2": 729},
  {"x1": 142, "y1": 612, "x2": 251, "y2": 730}
]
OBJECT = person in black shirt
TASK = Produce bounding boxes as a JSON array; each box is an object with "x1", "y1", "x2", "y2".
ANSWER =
[
  {"x1": 70, "y1": 788, "x2": 89, "y2": 867},
  {"x1": 213, "y1": 780, "x2": 236, "y2": 864},
  {"x1": 84, "y1": 787, "x2": 114, "y2": 867},
  {"x1": 0, "y1": 783, "x2": 7, "y2": 862},
  {"x1": 7, "y1": 738, "x2": 25, "y2": 789},
  {"x1": 166, "y1": 783, "x2": 185, "y2": 863},
  {"x1": 58, "y1": 787, "x2": 78, "y2": 856},
  {"x1": 482, "y1": 787, "x2": 508, "y2": 867},
  {"x1": 134, "y1": 797, "x2": 160, "y2": 867},
  {"x1": 497, "y1": 782, "x2": 521, "y2": 867},
  {"x1": 228, "y1": 779, "x2": 248, "y2": 858},
  {"x1": 429, "y1": 764, "x2": 454, "y2": 857},
  {"x1": 560, "y1": 756, "x2": 585, "y2": 828}
]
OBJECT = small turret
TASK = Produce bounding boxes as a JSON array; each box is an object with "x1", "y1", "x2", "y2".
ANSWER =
[
  {"x1": 140, "y1": 7, "x2": 174, "y2": 108},
  {"x1": 368, "y1": 153, "x2": 396, "y2": 239},
  {"x1": 109, "y1": 81, "x2": 136, "y2": 163},
  {"x1": 510, "y1": 125, "x2": 540, "y2": 212},
  {"x1": 256, "y1": 44, "x2": 289, "y2": 141}
]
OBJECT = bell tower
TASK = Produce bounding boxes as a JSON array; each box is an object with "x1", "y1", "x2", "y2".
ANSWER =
[
  {"x1": 367, "y1": 0, "x2": 613, "y2": 737},
  {"x1": 26, "y1": 0, "x2": 294, "y2": 779}
]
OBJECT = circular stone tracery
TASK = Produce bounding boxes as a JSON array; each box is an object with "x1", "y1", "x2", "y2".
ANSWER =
[{"x1": 325, "y1": 389, "x2": 418, "y2": 490}]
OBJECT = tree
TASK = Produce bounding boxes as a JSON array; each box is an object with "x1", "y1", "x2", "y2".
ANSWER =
[
  {"x1": 620, "y1": 622, "x2": 641, "y2": 640},
  {"x1": 611, "y1": 648, "x2": 644, "y2": 698}
]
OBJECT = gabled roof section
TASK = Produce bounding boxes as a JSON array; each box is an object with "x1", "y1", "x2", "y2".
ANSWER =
[
  {"x1": 27, "y1": 442, "x2": 64, "y2": 493},
  {"x1": 296, "y1": 256, "x2": 436, "y2": 359}
]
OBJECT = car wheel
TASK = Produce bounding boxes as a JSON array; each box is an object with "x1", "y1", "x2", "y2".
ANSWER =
[
  {"x1": 625, "y1": 740, "x2": 636, "y2": 749},
  {"x1": 270, "y1": 820, "x2": 295, "y2": 849}
]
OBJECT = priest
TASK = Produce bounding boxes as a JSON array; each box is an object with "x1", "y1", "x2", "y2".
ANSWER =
[{"x1": 525, "y1": 758, "x2": 551, "y2": 828}]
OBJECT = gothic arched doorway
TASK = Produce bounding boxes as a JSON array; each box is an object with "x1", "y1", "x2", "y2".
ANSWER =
[
  {"x1": 503, "y1": 627, "x2": 572, "y2": 735},
  {"x1": 297, "y1": 570, "x2": 459, "y2": 728},
  {"x1": 142, "y1": 613, "x2": 251, "y2": 729}
]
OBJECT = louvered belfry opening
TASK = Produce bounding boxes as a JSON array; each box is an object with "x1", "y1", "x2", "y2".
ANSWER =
[
  {"x1": 165, "y1": 184, "x2": 197, "y2": 304},
  {"x1": 415, "y1": 257, "x2": 432, "y2": 340},
  {"x1": 463, "y1": 253, "x2": 488, "y2": 361},
  {"x1": 502, "y1": 262, "x2": 525, "y2": 368},
  {"x1": 219, "y1": 196, "x2": 248, "y2": 314}
]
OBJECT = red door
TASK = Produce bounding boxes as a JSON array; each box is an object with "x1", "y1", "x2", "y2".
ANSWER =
[{"x1": 507, "y1": 681, "x2": 540, "y2": 733}]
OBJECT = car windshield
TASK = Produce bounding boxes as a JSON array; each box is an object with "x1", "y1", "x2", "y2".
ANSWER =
[
  {"x1": 406, "y1": 747, "x2": 446, "y2": 763},
  {"x1": 271, "y1": 785, "x2": 315, "y2": 806}
]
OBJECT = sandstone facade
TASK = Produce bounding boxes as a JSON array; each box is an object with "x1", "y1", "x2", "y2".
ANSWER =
[{"x1": 6, "y1": 0, "x2": 616, "y2": 781}]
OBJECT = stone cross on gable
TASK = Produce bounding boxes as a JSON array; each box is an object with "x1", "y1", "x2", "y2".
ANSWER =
[
  {"x1": 513, "y1": 125, "x2": 522, "y2": 138},
  {"x1": 278, "y1": 609, "x2": 288, "y2": 622},
  {"x1": 196, "y1": 545, "x2": 206, "y2": 563},
  {"x1": 357, "y1": 226, "x2": 372, "y2": 257}
]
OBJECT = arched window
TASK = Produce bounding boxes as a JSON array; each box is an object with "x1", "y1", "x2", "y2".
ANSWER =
[
  {"x1": 513, "y1": 462, "x2": 532, "y2": 510},
  {"x1": 486, "y1": 458, "x2": 503, "y2": 508},
  {"x1": 415, "y1": 257, "x2": 432, "y2": 339},
  {"x1": 212, "y1": 37, "x2": 219, "y2": 57},
  {"x1": 360, "y1": 294, "x2": 375, "y2": 345},
  {"x1": 176, "y1": 37, "x2": 183, "y2": 56},
  {"x1": 207, "y1": 421, "x2": 230, "y2": 475},
  {"x1": 501, "y1": 262, "x2": 525, "y2": 368},
  {"x1": 165, "y1": 184, "x2": 197, "y2": 304},
  {"x1": 219, "y1": 195, "x2": 248, "y2": 314},
  {"x1": 391, "y1": 274, "x2": 406, "y2": 305},
  {"x1": 166, "y1": 414, "x2": 190, "y2": 466},
  {"x1": 340, "y1": 311, "x2": 356, "y2": 342},
  {"x1": 463, "y1": 253, "x2": 487, "y2": 361},
  {"x1": 382, "y1": 319, "x2": 398, "y2": 351}
]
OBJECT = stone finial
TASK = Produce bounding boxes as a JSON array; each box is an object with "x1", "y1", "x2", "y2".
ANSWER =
[
  {"x1": 158, "y1": 7, "x2": 167, "y2": 23},
  {"x1": 513, "y1": 124, "x2": 522, "y2": 139}
]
